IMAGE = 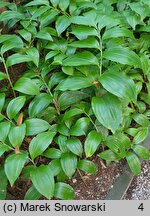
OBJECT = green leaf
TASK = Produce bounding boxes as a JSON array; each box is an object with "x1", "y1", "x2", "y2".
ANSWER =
[
  {"x1": 78, "y1": 159, "x2": 97, "y2": 174},
  {"x1": 99, "y1": 150, "x2": 121, "y2": 161},
  {"x1": 0, "y1": 72, "x2": 7, "y2": 81},
  {"x1": 70, "y1": 117, "x2": 90, "y2": 136},
  {"x1": 4, "y1": 152, "x2": 28, "y2": 186},
  {"x1": 29, "y1": 131, "x2": 55, "y2": 160},
  {"x1": 71, "y1": 25, "x2": 98, "y2": 40},
  {"x1": 133, "y1": 128, "x2": 148, "y2": 144},
  {"x1": 6, "y1": 96, "x2": 26, "y2": 119},
  {"x1": 126, "y1": 152, "x2": 141, "y2": 176},
  {"x1": 54, "y1": 182, "x2": 75, "y2": 200},
  {"x1": 66, "y1": 138, "x2": 83, "y2": 157},
  {"x1": 30, "y1": 165, "x2": 54, "y2": 199},
  {"x1": 0, "y1": 11, "x2": 24, "y2": 22},
  {"x1": 43, "y1": 148, "x2": 61, "y2": 159},
  {"x1": 64, "y1": 108, "x2": 83, "y2": 121},
  {"x1": 50, "y1": 0, "x2": 59, "y2": 7},
  {"x1": 132, "y1": 145, "x2": 150, "y2": 160},
  {"x1": 36, "y1": 27, "x2": 53, "y2": 41},
  {"x1": 59, "y1": 0, "x2": 70, "y2": 11},
  {"x1": 58, "y1": 91, "x2": 89, "y2": 110},
  {"x1": 69, "y1": 37, "x2": 99, "y2": 49},
  {"x1": 133, "y1": 114, "x2": 149, "y2": 127},
  {"x1": 14, "y1": 77, "x2": 40, "y2": 95},
  {"x1": 0, "y1": 93, "x2": 5, "y2": 112},
  {"x1": 100, "y1": 71, "x2": 137, "y2": 102},
  {"x1": 24, "y1": 185, "x2": 41, "y2": 200},
  {"x1": 92, "y1": 93, "x2": 122, "y2": 133},
  {"x1": 29, "y1": 93, "x2": 52, "y2": 118},
  {"x1": 26, "y1": 47, "x2": 39, "y2": 67},
  {"x1": 62, "y1": 51, "x2": 99, "y2": 66},
  {"x1": 103, "y1": 26, "x2": 134, "y2": 40},
  {"x1": 49, "y1": 159, "x2": 61, "y2": 176},
  {"x1": 57, "y1": 77, "x2": 92, "y2": 91},
  {"x1": 85, "y1": 130, "x2": 101, "y2": 158},
  {"x1": 8, "y1": 124, "x2": 26, "y2": 148},
  {"x1": 45, "y1": 50, "x2": 59, "y2": 61},
  {"x1": 0, "y1": 166, "x2": 7, "y2": 200},
  {"x1": 25, "y1": 118, "x2": 50, "y2": 136},
  {"x1": 0, "y1": 144, "x2": 10, "y2": 157},
  {"x1": 60, "y1": 152, "x2": 77, "y2": 177},
  {"x1": 56, "y1": 15, "x2": 70, "y2": 36},
  {"x1": 6, "y1": 54, "x2": 32, "y2": 67},
  {"x1": 18, "y1": 29, "x2": 32, "y2": 42},
  {"x1": 103, "y1": 46, "x2": 141, "y2": 68},
  {"x1": 25, "y1": 0, "x2": 49, "y2": 6},
  {"x1": 0, "y1": 122, "x2": 11, "y2": 142}
]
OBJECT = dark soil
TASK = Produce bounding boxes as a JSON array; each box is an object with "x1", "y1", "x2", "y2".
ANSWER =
[{"x1": 69, "y1": 157, "x2": 125, "y2": 200}]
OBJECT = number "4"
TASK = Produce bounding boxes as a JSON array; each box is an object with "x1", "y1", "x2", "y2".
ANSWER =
[{"x1": 138, "y1": 203, "x2": 144, "y2": 211}]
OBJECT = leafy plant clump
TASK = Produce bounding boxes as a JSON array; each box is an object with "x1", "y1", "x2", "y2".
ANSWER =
[{"x1": 0, "y1": 0, "x2": 150, "y2": 200}]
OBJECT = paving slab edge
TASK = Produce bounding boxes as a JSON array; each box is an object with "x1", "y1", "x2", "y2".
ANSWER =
[{"x1": 105, "y1": 128, "x2": 150, "y2": 200}]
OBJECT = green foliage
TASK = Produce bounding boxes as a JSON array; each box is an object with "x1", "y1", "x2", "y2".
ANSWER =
[{"x1": 0, "y1": 0, "x2": 150, "y2": 200}]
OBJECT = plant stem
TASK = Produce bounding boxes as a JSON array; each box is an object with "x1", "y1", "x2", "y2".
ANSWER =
[
  {"x1": 84, "y1": 111, "x2": 99, "y2": 132},
  {"x1": 1, "y1": 55, "x2": 16, "y2": 97},
  {"x1": 0, "y1": 113, "x2": 14, "y2": 124}
]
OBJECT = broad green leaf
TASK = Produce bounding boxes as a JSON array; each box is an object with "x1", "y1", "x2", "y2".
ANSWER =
[
  {"x1": 0, "y1": 72, "x2": 7, "y2": 81},
  {"x1": 56, "y1": 77, "x2": 92, "y2": 91},
  {"x1": 0, "y1": 93, "x2": 5, "y2": 112},
  {"x1": 133, "y1": 128, "x2": 148, "y2": 144},
  {"x1": 4, "y1": 152, "x2": 28, "y2": 186},
  {"x1": 100, "y1": 71, "x2": 137, "y2": 102},
  {"x1": 26, "y1": 47, "x2": 39, "y2": 67},
  {"x1": 56, "y1": 135, "x2": 68, "y2": 153},
  {"x1": 0, "y1": 144, "x2": 10, "y2": 157},
  {"x1": 63, "y1": 108, "x2": 83, "y2": 121},
  {"x1": 50, "y1": 0, "x2": 59, "y2": 7},
  {"x1": 62, "y1": 51, "x2": 99, "y2": 66},
  {"x1": 103, "y1": 46, "x2": 141, "y2": 68},
  {"x1": 8, "y1": 124, "x2": 26, "y2": 148},
  {"x1": 43, "y1": 148, "x2": 61, "y2": 159},
  {"x1": 132, "y1": 145, "x2": 150, "y2": 160},
  {"x1": 6, "y1": 54, "x2": 32, "y2": 67},
  {"x1": 45, "y1": 50, "x2": 59, "y2": 61},
  {"x1": 28, "y1": 93, "x2": 52, "y2": 118},
  {"x1": 6, "y1": 96, "x2": 26, "y2": 119},
  {"x1": 36, "y1": 27, "x2": 53, "y2": 41},
  {"x1": 133, "y1": 114, "x2": 149, "y2": 127},
  {"x1": 24, "y1": 185, "x2": 41, "y2": 200},
  {"x1": 29, "y1": 131, "x2": 56, "y2": 160},
  {"x1": 25, "y1": 118, "x2": 50, "y2": 136},
  {"x1": 58, "y1": 91, "x2": 89, "y2": 110},
  {"x1": 49, "y1": 159, "x2": 61, "y2": 176},
  {"x1": 69, "y1": 37, "x2": 99, "y2": 49},
  {"x1": 71, "y1": 25, "x2": 98, "y2": 40},
  {"x1": 84, "y1": 130, "x2": 101, "y2": 157},
  {"x1": 1, "y1": 35, "x2": 24, "y2": 54},
  {"x1": 0, "y1": 11, "x2": 24, "y2": 22},
  {"x1": 0, "y1": 122, "x2": 11, "y2": 142},
  {"x1": 69, "y1": 117, "x2": 90, "y2": 136},
  {"x1": 14, "y1": 77, "x2": 40, "y2": 96},
  {"x1": 56, "y1": 16, "x2": 70, "y2": 36},
  {"x1": 126, "y1": 152, "x2": 141, "y2": 176},
  {"x1": 66, "y1": 138, "x2": 83, "y2": 157},
  {"x1": 18, "y1": 29, "x2": 32, "y2": 42},
  {"x1": 59, "y1": 0, "x2": 70, "y2": 11},
  {"x1": 103, "y1": 26, "x2": 134, "y2": 40},
  {"x1": 0, "y1": 166, "x2": 7, "y2": 200},
  {"x1": 99, "y1": 150, "x2": 121, "y2": 161},
  {"x1": 71, "y1": 16, "x2": 95, "y2": 27},
  {"x1": 123, "y1": 10, "x2": 144, "y2": 30},
  {"x1": 54, "y1": 182, "x2": 75, "y2": 200},
  {"x1": 30, "y1": 165, "x2": 54, "y2": 199},
  {"x1": 60, "y1": 152, "x2": 77, "y2": 177},
  {"x1": 77, "y1": 159, "x2": 97, "y2": 174},
  {"x1": 92, "y1": 93, "x2": 122, "y2": 133},
  {"x1": 25, "y1": 0, "x2": 49, "y2": 6}
]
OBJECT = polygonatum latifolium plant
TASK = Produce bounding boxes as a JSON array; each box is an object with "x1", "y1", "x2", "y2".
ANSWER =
[{"x1": 0, "y1": 0, "x2": 150, "y2": 199}]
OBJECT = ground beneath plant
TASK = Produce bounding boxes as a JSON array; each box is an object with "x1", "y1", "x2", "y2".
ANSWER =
[
  {"x1": 123, "y1": 160, "x2": 150, "y2": 200},
  {"x1": 68, "y1": 157, "x2": 125, "y2": 200}
]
